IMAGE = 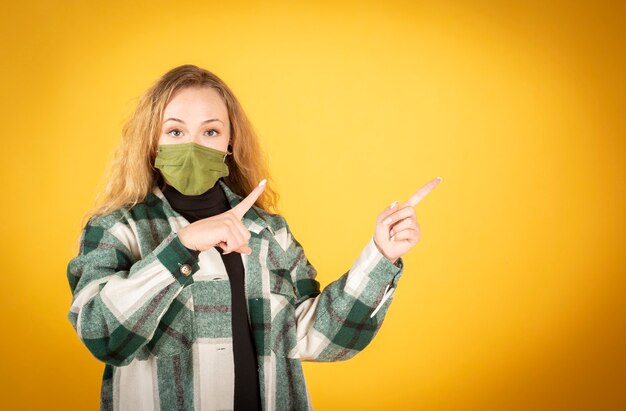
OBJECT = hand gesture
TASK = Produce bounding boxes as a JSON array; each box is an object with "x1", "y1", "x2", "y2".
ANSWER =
[
  {"x1": 178, "y1": 179, "x2": 267, "y2": 255},
  {"x1": 373, "y1": 177, "x2": 442, "y2": 263}
]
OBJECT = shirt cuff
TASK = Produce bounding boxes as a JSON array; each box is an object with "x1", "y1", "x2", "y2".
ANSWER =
[
  {"x1": 362, "y1": 236, "x2": 404, "y2": 318},
  {"x1": 365, "y1": 236, "x2": 404, "y2": 281},
  {"x1": 155, "y1": 232, "x2": 201, "y2": 286}
]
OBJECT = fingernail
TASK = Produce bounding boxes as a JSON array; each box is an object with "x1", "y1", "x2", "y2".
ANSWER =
[
  {"x1": 390, "y1": 200, "x2": 398, "y2": 209},
  {"x1": 258, "y1": 178, "x2": 267, "y2": 187},
  {"x1": 383, "y1": 217, "x2": 392, "y2": 225},
  {"x1": 436, "y1": 176, "x2": 442, "y2": 181},
  {"x1": 391, "y1": 235, "x2": 395, "y2": 241}
]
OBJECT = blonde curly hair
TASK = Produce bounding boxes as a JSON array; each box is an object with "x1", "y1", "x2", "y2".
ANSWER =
[{"x1": 78, "y1": 64, "x2": 280, "y2": 231}]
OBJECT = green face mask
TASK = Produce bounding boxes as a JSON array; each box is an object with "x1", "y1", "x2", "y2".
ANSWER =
[{"x1": 154, "y1": 142, "x2": 230, "y2": 195}]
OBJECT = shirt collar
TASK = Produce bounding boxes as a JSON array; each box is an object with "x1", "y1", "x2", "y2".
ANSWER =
[{"x1": 151, "y1": 180, "x2": 274, "y2": 235}]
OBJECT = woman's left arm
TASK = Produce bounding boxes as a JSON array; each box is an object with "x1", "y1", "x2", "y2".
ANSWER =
[{"x1": 286, "y1": 177, "x2": 442, "y2": 362}]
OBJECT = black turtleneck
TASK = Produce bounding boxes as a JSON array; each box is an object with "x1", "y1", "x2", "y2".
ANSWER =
[{"x1": 161, "y1": 177, "x2": 262, "y2": 411}]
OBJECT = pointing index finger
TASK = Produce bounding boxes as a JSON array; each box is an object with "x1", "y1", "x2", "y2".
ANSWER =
[
  {"x1": 231, "y1": 179, "x2": 267, "y2": 220},
  {"x1": 406, "y1": 176, "x2": 442, "y2": 207}
]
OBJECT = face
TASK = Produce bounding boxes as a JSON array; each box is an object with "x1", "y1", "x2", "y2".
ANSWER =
[{"x1": 159, "y1": 86, "x2": 230, "y2": 152}]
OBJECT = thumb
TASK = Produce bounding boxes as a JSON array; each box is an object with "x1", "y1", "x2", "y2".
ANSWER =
[{"x1": 223, "y1": 244, "x2": 253, "y2": 255}]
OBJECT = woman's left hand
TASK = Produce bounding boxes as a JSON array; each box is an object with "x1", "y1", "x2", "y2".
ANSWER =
[{"x1": 373, "y1": 177, "x2": 442, "y2": 264}]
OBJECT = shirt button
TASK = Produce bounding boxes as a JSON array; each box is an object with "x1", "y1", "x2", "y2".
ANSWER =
[{"x1": 180, "y1": 264, "x2": 192, "y2": 276}]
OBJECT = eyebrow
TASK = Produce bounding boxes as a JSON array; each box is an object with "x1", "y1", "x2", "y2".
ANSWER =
[{"x1": 163, "y1": 117, "x2": 224, "y2": 125}]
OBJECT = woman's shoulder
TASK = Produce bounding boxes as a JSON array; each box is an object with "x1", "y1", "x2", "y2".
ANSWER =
[
  {"x1": 251, "y1": 208, "x2": 296, "y2": 253},
  {"x1": 84, "y1": 208, "x2": 127, "y2": 230},
  {"x1": 250, "y1": 205, "x2": 288, "y2": 231}
]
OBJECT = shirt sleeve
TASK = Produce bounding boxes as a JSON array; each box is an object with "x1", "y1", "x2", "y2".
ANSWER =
[
  {"x1": 280, "y1": 219, "x2": 405, "y2": 362},
  {"x1": 66, "y1": 215, "x2": 201, "y2": 366}
]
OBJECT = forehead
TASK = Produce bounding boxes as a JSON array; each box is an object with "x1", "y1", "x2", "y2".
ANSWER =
[{"x1": 164, "y1": 86, "x2": 228, "y2": 118}]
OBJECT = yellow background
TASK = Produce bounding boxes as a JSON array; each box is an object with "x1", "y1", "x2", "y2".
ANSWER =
[{"x1": 1, "y1": 0, "x2": 624, "y2": 410}]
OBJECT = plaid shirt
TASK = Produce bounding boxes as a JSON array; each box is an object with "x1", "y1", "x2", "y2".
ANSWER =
[{"x1": 67, "y1": 179, "x2": 405, "y2": 411}]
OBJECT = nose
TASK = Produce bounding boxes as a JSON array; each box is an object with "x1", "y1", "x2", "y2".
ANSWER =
[{"x1": 192, "y1": 136, "x2": 204, "y2": 146}]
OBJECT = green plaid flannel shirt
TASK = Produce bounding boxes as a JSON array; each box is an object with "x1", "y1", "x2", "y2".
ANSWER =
[{"x1": 67, "y1": 180, "x2": 405, "y2": 410}]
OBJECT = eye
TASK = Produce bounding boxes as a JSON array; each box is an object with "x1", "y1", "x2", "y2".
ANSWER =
[
  {"x1": 205, "y1": 129, "x2": 219, "y2": 137},
  {"x1": 167, "y1": 128, "x2": 183, "y2": 137}
]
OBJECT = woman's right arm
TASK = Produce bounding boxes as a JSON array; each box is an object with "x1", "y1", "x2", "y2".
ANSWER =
[
  {"x1": 66, "y1": 180, "x2": 267, "y2": 366},
  {"x1": 66, "y1": 215, "x2": 200, "y2": 367}
]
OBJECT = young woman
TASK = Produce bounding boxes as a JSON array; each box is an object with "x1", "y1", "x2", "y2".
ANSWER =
[{"x1": 66, "y1": 64, "x2": 441, "y2": 411}]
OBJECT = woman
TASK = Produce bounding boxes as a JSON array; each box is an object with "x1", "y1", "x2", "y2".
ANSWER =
[{"x1": 66, "y1": 64, "x2": 441, "y2": 411}]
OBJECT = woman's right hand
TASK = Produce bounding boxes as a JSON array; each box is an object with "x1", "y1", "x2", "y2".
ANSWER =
[{"x1": 178, "y1": 179, "x2": 267, "y2": 255}]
